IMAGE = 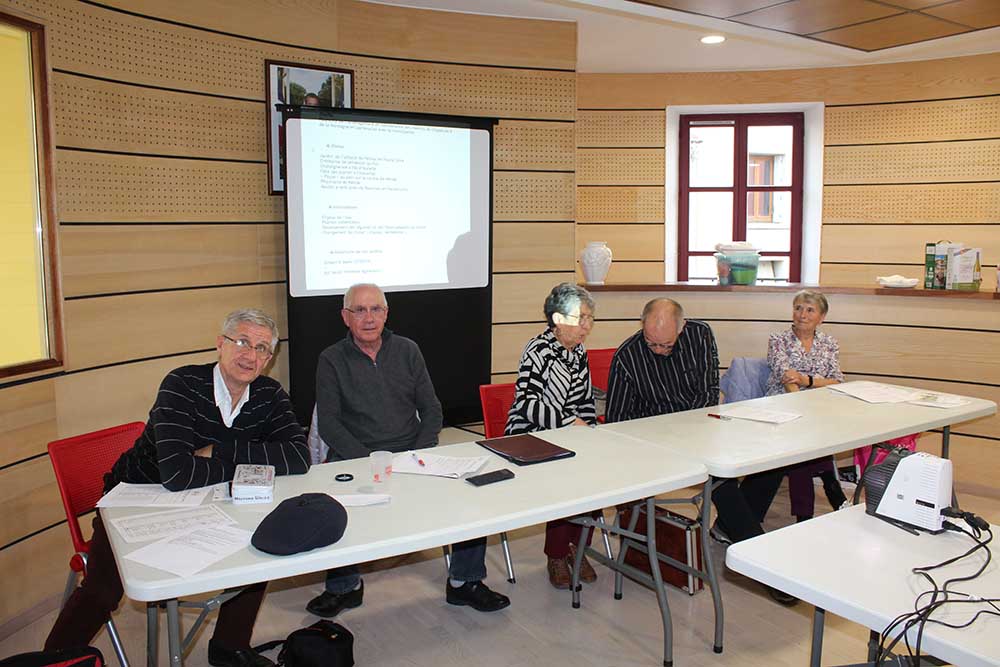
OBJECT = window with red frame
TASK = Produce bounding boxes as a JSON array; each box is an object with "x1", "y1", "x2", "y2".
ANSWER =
[{"x1": 678, "y1": 113, "x2": 803, "y2": 282}]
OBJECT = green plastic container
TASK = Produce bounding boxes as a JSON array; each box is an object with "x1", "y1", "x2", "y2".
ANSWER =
[{"x1": 714, "y1": 251, "x2": 759, "y2": 286}]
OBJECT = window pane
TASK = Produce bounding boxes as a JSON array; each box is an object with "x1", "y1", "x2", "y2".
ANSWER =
[
  {"x1": 0, "y1": 22, "x2": 49, "y2": 369},
  {"x1": 747, "y1": 125, "x2": 792, "y2": 186},
  {"x1": 688, "y1": 191, "x2": 733, "y2": 251},
  {"x1": 688, "y1": 256, "x2": 718, "y2": 281},
  {"x1": 689, "y1": 125, "x2": 733, "y2": 187},
  {"x1": 746, "y1": 191, "x2": 791, "y2": 252}
]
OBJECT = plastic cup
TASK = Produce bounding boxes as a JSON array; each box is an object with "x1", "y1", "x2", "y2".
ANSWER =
[{"x1": 370, "y1": 450, "x2": 393, "y2": 483}]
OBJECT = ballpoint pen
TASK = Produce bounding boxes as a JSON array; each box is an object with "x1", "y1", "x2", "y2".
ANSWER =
[
  {"x1": 707, "y1": 413, "x2": 732, "y2": 421},
  {"x1": 411, "y1": 452, "x2": 425, "y2": 466}
]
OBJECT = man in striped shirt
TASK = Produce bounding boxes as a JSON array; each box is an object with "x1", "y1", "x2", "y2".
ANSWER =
[
  {"x1": 605, "y1": 299, "x2": 792, "y2": 604},
  {"x1": 46, "y1": 309, "x2": 311, "y2": 667}
]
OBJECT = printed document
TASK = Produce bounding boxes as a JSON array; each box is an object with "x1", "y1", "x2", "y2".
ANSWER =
[
  {"x1": 828, "y1": 381, "x2": 919, "y2": 404},
  {"x1": 393, "y1": 451, "x2": 489, "y2": 478},
  {"x1": 907, "y1": 391, "x2": 971, "y2": 409},
  {"x1": 124, "y1": 525, "x2": 251, "y2": 577},
  {"x1": 97, "y1": 483, "x2": 212, "y2": 509},
  {"x1": 110, "y1": 504, "x2": 236, "y2": 544},
  {"x1": 722, "y1": 405, "x2": 801, "y2": 424}
]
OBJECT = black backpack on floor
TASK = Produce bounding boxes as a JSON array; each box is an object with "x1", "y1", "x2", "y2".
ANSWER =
[
  {"x1": 0, "y1": 647, "x2": 104, "y2": 667},
  {"x1": 255, "y1": 620, "x2": 354, "y2": 667}
]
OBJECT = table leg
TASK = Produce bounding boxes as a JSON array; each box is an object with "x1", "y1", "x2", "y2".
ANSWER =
[
  {"x1": 166, "y1": 599, "x2": 182, "y2": 667},
  {"x1": 867, "y1": 629, "x2": 879, "y2": 663},
  {"x1": 941, "y1": 425, "x2": 950, "y2": 459},
  {"x1": 645, "y1": 497, "x2": 673, "y2": 667},
  {"x1": 146, "y1": 603, "x2": 158, "y2": 667},
  {"x1": 701, "y1": 478, "x2": 724, "y2": 653},
  {"x1": 810, "y1": 607, "x2": 825, "y2": 667}
]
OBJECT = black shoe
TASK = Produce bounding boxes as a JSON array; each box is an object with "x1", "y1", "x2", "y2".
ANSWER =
[
  {"x1": 208, "y1": 639, "x2": 275, "y2": 667},
  {"x1": 709, "y1": 521, "x2": 732, "y2": 545},
  {"x1": 446, "y1": 580, "x2": 510, "y2": 612},
  {"x1": 306, "y1": 581, "x2": 364, "y2": 618},
  {"x1": 765, "y1": 584, "x2": 799, "y2": 606}
]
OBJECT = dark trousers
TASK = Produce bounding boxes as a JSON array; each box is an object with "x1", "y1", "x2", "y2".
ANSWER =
[
  {"x1": 543, "y1": 510, "x2": 601, "y2": 559},
  {"x1": 711, "y1": 469, "x2": 784, "y2": 543},
  {"x1": 45, "y1": 512, "x2": 266, "y2": 651},
  {"x1": 787, "y1": 456, "x2": 847, "y2": 518}
]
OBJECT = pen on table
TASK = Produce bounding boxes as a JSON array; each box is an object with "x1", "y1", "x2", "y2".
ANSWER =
[
  {"x1": 411, "y1": 452, "x2": 425, "y2": 466},
  {"x1": 707, "y1": 413, "x2": 732, "y2": 421}
]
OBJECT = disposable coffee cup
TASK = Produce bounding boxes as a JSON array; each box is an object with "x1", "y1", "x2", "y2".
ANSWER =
[{"x1": 370, "y1": 450, "x2": 393, "y2": 483}]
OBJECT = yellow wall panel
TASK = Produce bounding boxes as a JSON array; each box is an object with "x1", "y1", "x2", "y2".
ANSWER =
[
  {"x1": 576, "y1": 110, "x2": 665, "y2": 148},
  {"x1": 0, "y1": 527, "x2": 72, "y2": 625},
  {"x1": 577, "y1": 225, "x2": 664, "y2": 261},
  {"x1": 577, "y1": 149, "x2": 663, "y2": 186},
  {"x1": 494, "y1": 121, "x2": 574, "y2": 171},
  {"x1": 918, "y1": 433, "x2": 1000, "y2": 498},
  {"x1": 0, "y1": 378, "x2": 57, "y2": 467},
  {"x1": 63, "y1": 283, "x2": 286, "y2": 371},
  {"x1": 0, "y1": 457, "x2": 61, "y2": 547},
  {"x1": 825, "y1": 139, "x2": 1000, "y2": 185},
  {"x1": 493, "y1": 223, "x2": 575, "y2": 272},
  {"x1": 492, "y1": 272, "x2": 575, "y2": 324},
  {"x1": 823, "y1": 183, "x2": 1000, "y2": 224},
  {"x1": 60, "y1": 224, "x2": 284, "y2": 297},
  {"x1": 494, "y1": 172, "x2": 575, "y2": 221},
  {"x1": 577, "y1": 186, "x2": 664, "y2": 223},
  {"x1": 826, "y1": 96, "x2": 1000, "y2": 145},
  {"x1": 822, "y1": 224, "x2": 1000, "y2": 264},
  {"x1": 577, "y1": 261, "x2": 665, "y2": 286}
]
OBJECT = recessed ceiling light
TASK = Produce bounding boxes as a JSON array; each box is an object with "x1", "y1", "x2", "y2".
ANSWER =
[{"x1": 700, "y1": 35, "x2": 726, "y2": 45}]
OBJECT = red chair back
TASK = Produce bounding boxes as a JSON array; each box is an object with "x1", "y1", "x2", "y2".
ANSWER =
[
  {"x1": 587, "y1": 348, "x2": 615, "y2": 392},
  {"x1": 479, "y1": 383, "x2": 516, "y2": 439},
  {"x1": 48, "y1": 422, "x2": 145, "y2": 553}
]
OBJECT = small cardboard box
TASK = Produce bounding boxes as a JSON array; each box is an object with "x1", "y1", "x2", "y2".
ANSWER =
[
  {"x1": 946, "y1": 247, "x2": 982, "y2": 291},
  {"x1": 232, "y1": 464, "x2": 275, "y2": 504}
]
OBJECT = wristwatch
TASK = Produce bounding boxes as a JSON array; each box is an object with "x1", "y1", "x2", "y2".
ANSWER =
[{"x1": 807, "y1": 374, "x2": 814, "y2": 388}]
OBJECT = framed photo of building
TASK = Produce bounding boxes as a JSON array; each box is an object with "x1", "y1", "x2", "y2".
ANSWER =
[{"x1": 266, "y1": 60, "x2": 354, "y2": 194}]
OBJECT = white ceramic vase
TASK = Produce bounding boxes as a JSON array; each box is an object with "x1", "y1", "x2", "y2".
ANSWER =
[{"x1": 580, "y1": 241, "x2": 613, "y2": 285}]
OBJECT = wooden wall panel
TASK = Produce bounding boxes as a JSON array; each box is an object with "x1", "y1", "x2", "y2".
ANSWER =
[
  {"x1": 63, "y1": 284, "x2": 286, "y2": 371},
  {"x1": 493, "y1": 223, "x2": 575, "y2": 272},
  {"x1": 825, "y1": 96, "x2": 1000, "y2": 145},
  {"x1": 825, "y1": 139, "x2": 1000, "y2": 185},
  {"x1": 577, "y1": 187, "x2": 664, "y2": 222},
  {"x1": 918, "y1": 433, "x2": 1000, "y2": 498},
  {"x1": 56, "y1": 152, "x2": 282, "y2": 223},
  {"x1": 0, "y1": 528, "x2": 72, "y2": 624},
  {"x1": 577, "y1": 149, "x2": 663, "y2": 185},
  {"x1": 578, "y1": 262, "x2": 665, "y2": 285},
  {"x1": 823, "y1": 183, "x2": 1000, "y2": 224},
  {"x1": 52, "y1": 73, "x2": 265, "y2": 160},
  {"x1": 492, "y1": 321, "x2": 638, "y2": 374},
  {"x1": 494, "y1": 121, "x2": 574, "y2": 171},
  {"x1": 576, "y1": 110, "x2": 665, "y2": 148},
  {"x1": 494, "y1": 173, "x2": 575, "y2": 221},
  {"x1": 577, "y1": 52, "x2": 1000, "y2": 108},
  {"x1": 0, "y1": 458, "x2": 61, "y2": 548},
  {"x1": 60, "y1": 224, "x2": 284, "y2": 297},
  {"x1": 577, "y1": 225, "x2": 664, "y2": 261},
  {"x1": 0, "y1": 379, "x2": 57, "y2": 468},
  {"x1": 822, "y1": 225, "x2": 1000, "y2": 264},
  {"x1": 492, "y1": 272, "x2": 575, "y2": 324},
  {"x1": 822, "y1": 263, "x2": 999, "y2": 291}
]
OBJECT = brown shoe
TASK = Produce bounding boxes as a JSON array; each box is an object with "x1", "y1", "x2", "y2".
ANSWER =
[
  {"x1": 568, "y1": 544, "x2": 598, "y2": 584},
  {"x1": 547, "y1": 556, "x2": 572, "y2": 589}
]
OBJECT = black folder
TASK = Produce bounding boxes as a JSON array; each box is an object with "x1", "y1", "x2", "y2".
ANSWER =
[{"x1": 476, "y1": 433, "x2": 575, "y2": 466}]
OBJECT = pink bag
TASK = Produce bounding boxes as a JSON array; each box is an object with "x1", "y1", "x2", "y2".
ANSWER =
[{"x1": 854, "y1": 434, "x2": 919, "y2": 475}]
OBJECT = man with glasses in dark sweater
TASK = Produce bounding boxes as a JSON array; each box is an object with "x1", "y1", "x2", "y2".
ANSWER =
[
  {"x1": 45, "y1": 309, "x2": 311, "y2": 667},
  {"x1": 306, "y1": 283, "x2": 510, "y2": 618}
]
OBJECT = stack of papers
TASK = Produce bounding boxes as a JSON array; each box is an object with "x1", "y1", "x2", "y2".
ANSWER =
[
  {"x1": 332, "y1": 494, "x2": 391, "y2": 507},
  {"x1": 392, "y1": 452, "x2": 489, "y2": 478},
  {"x1": 828, "y1": 381, "x2": 919, "y2": 404},
  {"x1": 907, "y1": 391, "x2": 971, "y2": 409},
  {"x1": 721, "y1": 405, "x2": 801, "y2": 424},
  {"x1": 125, "y1": 525, "x2": 251, "y2": 578},
  {"x1": 109, "y1": 504, "x2": 236, "y2": 544},
  {"x1": 97, "y1": 483, "x2": 212, "y2": 508}
]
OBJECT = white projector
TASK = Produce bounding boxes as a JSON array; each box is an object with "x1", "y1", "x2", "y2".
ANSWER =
[{"x1": 864, "y1": 449, "x2": 952, "y2": 533}]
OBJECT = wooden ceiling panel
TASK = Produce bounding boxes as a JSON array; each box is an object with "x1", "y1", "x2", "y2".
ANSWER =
[
  {"x1": 632, "y1": 1, "x2": 780, "y2": 19},
  {"x1": 879, "y1": 0, "x2": 952, "y2": 8},
  {"x1": 811, "y1": 12, "x2": 971, "y2": 50},
  {"x1": 922, "y1": 0, "x2": 1000, "y2": 29},
  {"x1": 735, "y1": 0, "x2": 901, "y2": 35}
]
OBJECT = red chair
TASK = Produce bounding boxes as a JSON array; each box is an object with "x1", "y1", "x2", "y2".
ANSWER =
[
  {"x1": 587, "y1": 348, "x2": 616, "y2": 393},
  {"x1": 49, "y1": 422, "x2": 145, "y2": 667},
  {"x1": 476, "y1": 383, "x2": 517, "y2": 581}
]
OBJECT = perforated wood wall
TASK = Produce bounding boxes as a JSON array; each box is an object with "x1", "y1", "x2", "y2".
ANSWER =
[{"x1": 0, "y1": 0, "x2": 576, "y2": 632}]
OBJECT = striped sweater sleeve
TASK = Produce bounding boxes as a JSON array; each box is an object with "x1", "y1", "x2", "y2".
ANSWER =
[{"x1": 231, "y1": 383, "x2": 311, "y2": 475}]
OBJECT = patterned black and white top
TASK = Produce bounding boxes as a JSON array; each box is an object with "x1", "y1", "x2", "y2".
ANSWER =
[
  {"x1": 504, "y1": 328, "x2": 597, "y2": 435},
  {"x1": 605, "y1": 320, "x2": 720, "y2": 423},
  {"x1": 106, "y1": 363, "x2": 310, "y2": 492}
]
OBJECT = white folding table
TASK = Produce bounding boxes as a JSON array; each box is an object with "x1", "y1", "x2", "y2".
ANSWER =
[
  {"x1": 600, "y1": 385, "x2": 996, "y2": 656},
  {"x1": 726, "y1": 505, "x2": 999, "y2": 667},
  {"x1": 103, "y1": 427, "x2": 707, "y2": 667}
]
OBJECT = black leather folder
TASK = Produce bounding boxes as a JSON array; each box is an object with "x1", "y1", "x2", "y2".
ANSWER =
[{"x1": 476, "y1": 433, "x2": 575, "y2": 466}]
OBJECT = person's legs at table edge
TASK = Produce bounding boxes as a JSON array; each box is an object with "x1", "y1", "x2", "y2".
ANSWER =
[
  {"x1": 446, "y1": 537, "x2": 510, "y2": 611},
  {"x1": 306, "y1": 566, "x2": 363, "y2": 618}
]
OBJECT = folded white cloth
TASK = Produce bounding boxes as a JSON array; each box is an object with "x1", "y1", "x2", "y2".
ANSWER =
[{"x1": 876, "y1": 275, "x2": 918, "y2": 288}]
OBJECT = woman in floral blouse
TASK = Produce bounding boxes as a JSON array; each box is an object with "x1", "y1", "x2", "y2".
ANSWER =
[{"x1": 766, "y1": 289, "x2": 848, "y2": 521}]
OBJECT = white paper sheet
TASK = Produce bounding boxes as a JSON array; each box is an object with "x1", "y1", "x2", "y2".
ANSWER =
[
  {"x1": 124, "y1": 525, "x2": 251, "y2": 577},
  {"x1": 907, "y1": 391, "x2": 971, "y2": 409},
  {"x1": 392, "y1": 451, "x2": 489, "y2": 478},
  {"x1": 828, "y1": 381, "x2": 919, "y2": 404},
  {"x1": 110, "y1": 504, "x2": 237, "y2": 544},
  {"x1": 332, "y1": 494, "x2": 391, "y2": 506},
  {"x1": 722, "y1": 405, "x2": 801, "y2": 424},
  {"x1": 212, "y1": 482, "x2": 232, "y2": 502},
  {"x1": 97, "y1": 483, "x2": 212, "y2": 509}
]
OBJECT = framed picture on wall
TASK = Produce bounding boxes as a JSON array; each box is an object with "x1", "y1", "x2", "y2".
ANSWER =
[{"x1": 266, "y1": 60, "x2": 354, "y2": 194}]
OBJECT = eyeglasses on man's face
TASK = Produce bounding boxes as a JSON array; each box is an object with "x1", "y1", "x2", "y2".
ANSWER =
[
  {"x1": 643, "y1": 337, "x2": 676, "y2": 353},
  {"x1": 344, "y1": 305, "x2": 387, "y2": 319},
  {"x1": 222, "y1": 334, "x2": 273, "y2": 359}
]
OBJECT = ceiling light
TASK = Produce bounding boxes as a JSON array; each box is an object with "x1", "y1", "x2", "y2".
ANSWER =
[{"x1": 700, "y1": 35, "x2": 726, "y2": 45}]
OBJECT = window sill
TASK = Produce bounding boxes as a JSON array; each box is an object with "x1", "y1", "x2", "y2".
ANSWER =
[{"x1": 582, "y1": 282, "x2": 1000, "y2": 301}]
